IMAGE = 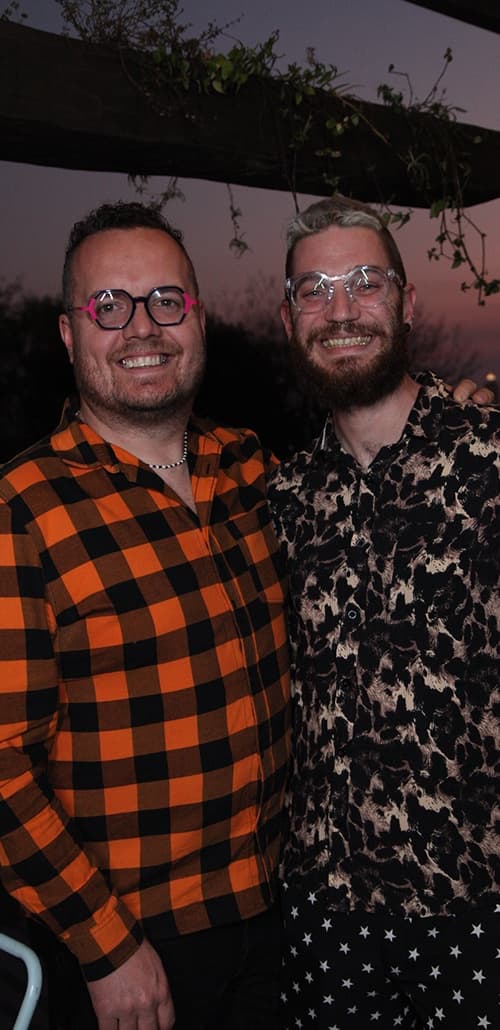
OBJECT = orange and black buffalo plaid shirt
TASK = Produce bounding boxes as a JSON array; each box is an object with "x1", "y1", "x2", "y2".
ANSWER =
[{"x1": 0, "y1": 404, "x2": 291, "y2": 980}]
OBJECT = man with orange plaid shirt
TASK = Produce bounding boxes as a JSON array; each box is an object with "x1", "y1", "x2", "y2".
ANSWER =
[{"x1": 0, "y1": 202, "x2": 291, "y2": 1030}]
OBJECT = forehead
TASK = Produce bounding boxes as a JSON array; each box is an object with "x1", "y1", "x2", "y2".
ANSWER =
[
  {"x1": 72, "y1": 227, "x2": 191, "y2": 292},
  {"x1": 290, "y1": 225, "x2": 390, "y2": 277}
]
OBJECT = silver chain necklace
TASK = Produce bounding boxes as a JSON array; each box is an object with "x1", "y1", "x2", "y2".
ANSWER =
[
  {"x1": 74, "y1": 410, "x2": 188, "y2": 471},
  {"x1": 148, "y1": 431, "x2": 189, "y2": 470}
]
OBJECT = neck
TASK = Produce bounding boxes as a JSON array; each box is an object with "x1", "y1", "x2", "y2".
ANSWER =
[
  {"x1": 332, "y1": 374, "x2": 419, "y2": 468},
  {"x1": 77, "y1": 399, "x2": 191, "y2": 467}
]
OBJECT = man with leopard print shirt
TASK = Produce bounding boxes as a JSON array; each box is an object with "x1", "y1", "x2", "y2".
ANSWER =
[{"x1": 268, "y1": 194, "x2": 499, "y2": 1030}]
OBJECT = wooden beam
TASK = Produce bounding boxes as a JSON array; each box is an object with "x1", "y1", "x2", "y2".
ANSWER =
[
  {"x1": 1, "y1": 21, "x2": 499, "y2": 206},
  {"x1": 402, "y1": 1, "x2": 500, "y2": 34}
]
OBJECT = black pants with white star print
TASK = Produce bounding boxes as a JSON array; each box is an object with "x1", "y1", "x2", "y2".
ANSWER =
[{"x1": 280, "y1": 884, "x2": 499, "y2": 1029}]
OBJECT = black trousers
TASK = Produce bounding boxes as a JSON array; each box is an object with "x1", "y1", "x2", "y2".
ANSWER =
[
  {"x1": 24, "y1": 906, "x2": 283, "y2": 1030},
  {"x1": 280, "y1": 883, "x2": 499, "y2": 1029}
]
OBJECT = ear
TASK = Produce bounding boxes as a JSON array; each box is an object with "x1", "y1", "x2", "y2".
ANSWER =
[
  {"x1": 59, "y1": 314, "x2": 75, "y2": 364},
  {"x1": 280, "y1": 298, "x2": 294, "y2": 341},
  {"x1": 402, "y1": 282, "x2": 416, "y2": 327}
]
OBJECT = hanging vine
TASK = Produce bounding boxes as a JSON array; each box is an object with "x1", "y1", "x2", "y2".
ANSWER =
[{"x1": 46, "y1": 0, "x2": 500, "y2": 302}]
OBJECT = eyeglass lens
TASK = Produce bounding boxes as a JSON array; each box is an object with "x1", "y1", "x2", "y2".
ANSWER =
[
  {"x1": 293, "y1": 267, "x2": 391, "y2": 311},
  {"x1": 93, "y1": 287, "x2": 188, "y2": 328}
]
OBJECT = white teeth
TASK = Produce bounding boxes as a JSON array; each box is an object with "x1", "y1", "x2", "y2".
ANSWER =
[
  {"x1": 320, "y1": 336, "x2": 370, "y2": 349},
  {"x1": 120, "y1": 354, "x2": 167, "y2": 368}
]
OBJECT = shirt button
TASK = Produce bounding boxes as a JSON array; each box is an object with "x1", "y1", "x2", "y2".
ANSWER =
[{"x1": 345, "y1": 607, "x2": 360, "y2": 623}]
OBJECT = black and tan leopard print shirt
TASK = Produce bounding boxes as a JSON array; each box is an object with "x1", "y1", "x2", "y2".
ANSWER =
[{"x1": 268, "y1": 373, "x2": 499, "y2": 916}]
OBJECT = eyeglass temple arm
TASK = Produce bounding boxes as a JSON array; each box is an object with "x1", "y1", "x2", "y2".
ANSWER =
[
  {"x1": 70, "y1": 297, "x2": 97, "y2": 320},
  {"x1": 182, "y1": 293, "x2": 198, "y2": 314}
]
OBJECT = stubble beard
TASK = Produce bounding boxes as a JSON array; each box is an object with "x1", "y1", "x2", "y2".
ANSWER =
[
  {"x1": 289, "y1": 303, "x2": 409, "y2": 412},
  {"x1": 72, "y1": 340, "x2": 207, "y2": 428}
]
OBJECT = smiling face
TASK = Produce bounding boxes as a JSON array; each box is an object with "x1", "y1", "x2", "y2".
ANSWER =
[
  {"x1": 59, "y1": 227, "x2": 206, "y2": 431},
  {"x1": 281, "y1": 225, "x2": 416, "y2": 410}
]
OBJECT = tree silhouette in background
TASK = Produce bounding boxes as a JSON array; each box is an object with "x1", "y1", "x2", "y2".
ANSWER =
[
  {"x1": 0, "y1": 283, "x2": 74, "y2": 461},
  {"x1": 0, "y1": 283, "x2": 484, "y2": 464}
]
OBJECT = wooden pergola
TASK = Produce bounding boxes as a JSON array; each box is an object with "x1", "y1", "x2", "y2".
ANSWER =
[
  {"x1": 404, "y1": 0, "x2": 500, "y2": 35},
  {"x1": 1, "y1": 17, "x2": 499, "y2": 208}
]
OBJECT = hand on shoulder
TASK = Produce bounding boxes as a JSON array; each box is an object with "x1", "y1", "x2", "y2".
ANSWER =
[{"x1": 447, "y1": 378, "x2": 495, "y2": 405}]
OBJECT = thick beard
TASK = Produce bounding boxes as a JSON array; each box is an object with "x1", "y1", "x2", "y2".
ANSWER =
[{"x1": 289, "y1": 307, "x2": 409, "y2": 412}]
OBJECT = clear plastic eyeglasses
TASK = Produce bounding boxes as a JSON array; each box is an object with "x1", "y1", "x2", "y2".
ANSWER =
[
  {"x1": 286, "y1": 265, "x2": 402, "y2": 313},
  {"x1": 69, "y1": 286, "x2": 198, "y2": 329}
]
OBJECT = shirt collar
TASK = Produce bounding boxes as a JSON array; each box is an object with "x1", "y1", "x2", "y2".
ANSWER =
[
  {"x1": 49, "y1": 398, "x2": 227, "y2": 473},
  {"x1": 312, "y1": 371, "x2": 451, "y2": 463}
]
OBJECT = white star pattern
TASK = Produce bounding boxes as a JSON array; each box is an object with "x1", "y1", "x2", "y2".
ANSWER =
[{"x1": 281, "y1": 894, "x2": 496, "y2": 1028}]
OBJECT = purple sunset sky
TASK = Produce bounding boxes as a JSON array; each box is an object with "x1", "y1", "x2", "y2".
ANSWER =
[{"x1": 1, "y1": 0, "x2": 499, "y2": 379}]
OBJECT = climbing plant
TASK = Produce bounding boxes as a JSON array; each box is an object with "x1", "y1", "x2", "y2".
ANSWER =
[{"x1": 50, "y1": 0, "x2": 499, "y2": 302}]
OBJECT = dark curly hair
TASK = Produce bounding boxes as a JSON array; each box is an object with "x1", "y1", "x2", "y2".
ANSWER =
[{"x1": 62, "y1": 201, "x2": 199, "y2": 310}]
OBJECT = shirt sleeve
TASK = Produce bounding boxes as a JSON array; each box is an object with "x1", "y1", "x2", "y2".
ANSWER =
[
  {"x1": 0, "y1": 496, "x2": 144, "y2": 980},
  {"x1": 263, "y1": 447, "x2": 280, "y2": 480}
]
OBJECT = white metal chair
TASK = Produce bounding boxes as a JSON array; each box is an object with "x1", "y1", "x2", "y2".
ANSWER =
[{"x1": 0, "y1": 931, "x2": 42, "y2": 1030}]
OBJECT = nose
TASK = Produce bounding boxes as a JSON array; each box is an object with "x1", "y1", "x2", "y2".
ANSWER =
[
  {"x1": 323, "y1": 283, "x2": 359, "y2": 322},
  {"x1": 123, "y1": 299, "x2": 162, "y2": 338}
]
